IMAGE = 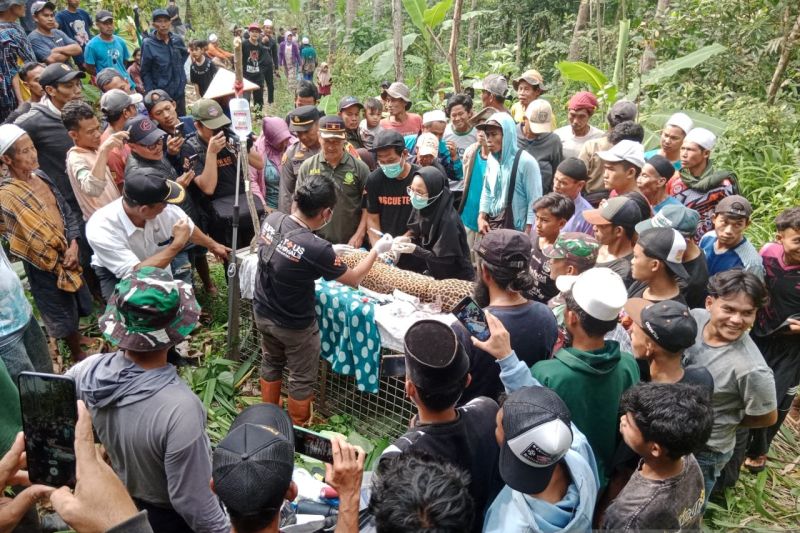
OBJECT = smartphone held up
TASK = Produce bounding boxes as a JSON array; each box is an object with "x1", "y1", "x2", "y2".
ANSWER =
[{"x1": 452, "y1": 295, "x2": 491, "y2": 341}]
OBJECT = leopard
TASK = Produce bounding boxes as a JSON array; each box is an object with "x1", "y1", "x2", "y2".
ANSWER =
[{"x1": 339, "y1": 250, "x2": 475, "y2": 313}]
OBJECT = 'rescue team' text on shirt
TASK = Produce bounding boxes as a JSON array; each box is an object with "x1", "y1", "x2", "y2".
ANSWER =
[
  {"x1": 365, "y1": 163, "x2": 420, "y2": 238},
  {"x1": 253, "y1": 213, "x2": 348, "y2": 329}
]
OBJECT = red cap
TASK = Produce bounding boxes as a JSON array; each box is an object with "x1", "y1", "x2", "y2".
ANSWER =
[{"x1": 568, "y1": 91, "x2": 598, "y2": 112}]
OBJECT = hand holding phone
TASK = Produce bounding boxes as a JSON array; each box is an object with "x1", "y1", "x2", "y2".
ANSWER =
[
  {"x1": 0, "y1": 433, "x2": 55, "y2": 530},
  {"x1": 17, "y1": 372, "x2": 78, "y2": 488},
  {"x1": 452, "y1": 295, "x2": 491, "y2": 341},
  {"x1": 293, "y1": 426, "x2": 333, "y2": 463}
]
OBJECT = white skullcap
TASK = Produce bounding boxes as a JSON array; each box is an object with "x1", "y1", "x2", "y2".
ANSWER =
[
  {"x1": 665, "y1": 112, "x2": 693, "y2": 135},
  {"x1": 302, "y1": 37, "x2": 309, "y2": 44},
  {"x1": 0, "y1": 124, "x2": 27, "y2": 156},
  {"x1": 263, "y1": 19, "x2": 273, "y2": 26},
  {"x1": 208, "y1": 33, "x2": 218, "y2": 42},
  {"x1": 684, "y1": 127, "x2": 716, "y2": 151},
  {"x1": 422, "y1": 109, "x2": 447, "y2": 124}
]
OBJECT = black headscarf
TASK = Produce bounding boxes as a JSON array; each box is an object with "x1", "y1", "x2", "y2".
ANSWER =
[{"x1": 407, "y1": 167, "x2": 471, "y2": 260}]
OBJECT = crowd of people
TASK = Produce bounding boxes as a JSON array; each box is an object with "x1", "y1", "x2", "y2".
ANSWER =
[{"x1": 0, "y1": 2, "x2": 799, "y2": 532}]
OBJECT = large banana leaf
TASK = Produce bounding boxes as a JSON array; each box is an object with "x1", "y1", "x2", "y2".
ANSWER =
[
  {"x1": 556, "y1": 61, "x2": 609, "y2": 92},
  {"x1": 640, "y1": 110, "x2": 728, "y2": 137},
  {"x1": 627, "y1": 44, "x2": 727, "y2": 99},
  {"x1": 402, "y1": 0, "x2": 427, "y2": 34},
  {"x1": 423, "y1": 0, "x2": 453, "y2": 29},
  {"x1": 356, "y1": 33, "x2": 418, "y2": 64},
  {"x1": 441, "y1": 9, "x2": 490, "y2": 30}
]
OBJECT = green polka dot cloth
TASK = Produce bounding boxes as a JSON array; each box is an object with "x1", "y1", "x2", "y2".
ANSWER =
[{"x1": 315, "y1": 279, "x2": 382, "y2": 393}]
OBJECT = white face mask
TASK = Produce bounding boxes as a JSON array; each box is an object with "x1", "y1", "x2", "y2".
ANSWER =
[{"x1": 316, "y1": 209, "x2": 333, "y2": 231}]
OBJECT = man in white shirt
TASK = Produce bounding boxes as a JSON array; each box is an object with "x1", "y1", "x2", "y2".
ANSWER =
[
  {"x1": 86, "y1": 167, "x2": 229, "y2": 299},
  {"x1": 553, "y1": 91, "x2": 604, "y2": 159}
]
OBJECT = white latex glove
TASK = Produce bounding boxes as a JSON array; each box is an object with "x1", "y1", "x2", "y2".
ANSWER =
[
  {"x1": 393, "y1": 235, "x2": 412, "y2": 244},
  {"x1": 332, "y1": 244, "x2": 355, "y2": 255},
  {"x1": 392, "y1": 241, "x2": 416, "y2": 255},
  {"x1": 372, "y1": 233, "x2": 394, "y2": 255}
]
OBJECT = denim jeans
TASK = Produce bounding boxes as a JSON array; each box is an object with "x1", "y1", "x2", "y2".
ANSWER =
[
  {"x1": 0, "y1": 316, "x2": 53, "y2": 382},
  {"x1": 695, "y1": 447, "x2": 734, "y2": 509}
]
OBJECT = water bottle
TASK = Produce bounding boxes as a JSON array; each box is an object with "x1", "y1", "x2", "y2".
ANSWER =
[{"x1": 228, "y1": 97, "x2": 252, "y2": 140}]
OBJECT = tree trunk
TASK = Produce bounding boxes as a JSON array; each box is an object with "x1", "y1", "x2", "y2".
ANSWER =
[
  {"x1": 448, "y1": 0, "x2": 464, "y2": 93},
  {"x1": 346, "y1": 0, "x2": 357, "y2": 35},
  {"x1": 568, "y1": 0, "x2": 590, "y2": 60},
  {"x1": 373, "y1": 0, "x2": 383, "y2": 25},
  {"x1": 392, "y1": 0, "x2": 404, "y2": 81},
  {"x1": 640, "y1": 0, "x2": 670, "y2": 73},
  {"x1": 515, "y1": 19, "x2": 522, "y2": 66},
  {"x1": 466, "y1": 0, "x2": 477, "y2": 61},
  {"x1": 767, "y1": 8, "x2": 800, "y2": 104},
  {"x1": 328, "y1": 0, "x2": 337, "y2": 56},
  {"x1": 184, "y1": 0, "x2": 191, "y2": 26}
]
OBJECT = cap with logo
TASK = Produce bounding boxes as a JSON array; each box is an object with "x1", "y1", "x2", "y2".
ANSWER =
[
  {"x1": 125, "y1": 115, "x2": 167, "y2": 146},
  {"x1": 123, "y1": 167, "x2": 185, "y2": 205},
  {"x1": 475, "y1": 229, "x2": 532, "y2": 269},
  {"x1": 606, "y1": 100, "x2": 637, "y2": 125},
  {"x1": 525, "y1": 99, "x2": 554, "y2": 134},
  {"x1": 635, "y1": 204, "x2": 701, "y2": 238},
  {"x1": 714, "y1": 194, "x2": 752, "y2": 219},
  {"x1": 94, "y1": 9, "x2": 113, "y2": 22},
  {"x1": 637, "y1": 227, "x2": 689, "y2": 279},
  {"x1": 665, "y1": 112, "x2": 694, "y2": 135},
  {"x1": 99, "y1": 266, "x2": 199, "y2": 350},
  {"x1": 597, "y1": 139, "x2": 645, "y2": 169},
  {"x1": 38, "y1": 62, "x2": 86, "y2": 88},
  {"x1": 684, "y1": 127, "x2": 716, "y2": 151},
  {"x1": 624, "y1": 298, "x2": 697, "y2": 353},
  {"x1": 556, "y1": 267, "x2": 627, "y2": 320},
  {"x1": 30, "y1": 0, "x2": 54, "y2": 16},
  {"x1": 404, "y1": 320, "x2": 469, "y2": 391},
  {"x1": 382, "y1": 82, "x2": 411, "y2": 103},
  {"x1": 288, "y1": 105, "x2": 321, "y2": 132},
  {"x1": 0, "y1": 124, "x2": 27, "y2": 156},
  {"x1": 499, "y1": 386, "x2": 573, "y2": 494},
  {"x1": 416, "y1": 132, "x2": 439, "y2": 157},
  {"x1": 212, "y1": 403, "x2": 295, "y2": 515},
  {"x1": 318, "y1": 115, "x2": 347, "y2": 140},
  {"x1": 583, "y1": 196, "x2": 645, "y2": 228},
  {"x1": 542, "y1": 232, "x2": 600, "y2": 271},
  {"x1": 372, "y1": 129, "x2": 405, "y2": 152},
  {"x1": 151, "y1": 8, "x2": 170, "y2": 20},
  {"x1": 422, "y1": 109, "x2": 447, "y2": 125},
  {"x1": 190, "y1": 99, "x2": 231, "y2": 130},
  {"x1": 556, "y1": 157, "x2": 588, "y2": 182},
  {"x1": 143, "y1": 89, "x2": 174, "y2": 111},
  {"x1": 469, "y1": 107, "x2": 497, "y2": 128},
  {"x1": 513, "y1": 69, "x2": 545, "y2": 91},
  {"x1": 338, "y1": 96, "x2": 363, "y2": 112},
  {"x1": 100, "y1": 89, "x2": 143, "y2": 115},
  {"x1": 481, "y1": 74, "x2": 508, "y2": 98}
]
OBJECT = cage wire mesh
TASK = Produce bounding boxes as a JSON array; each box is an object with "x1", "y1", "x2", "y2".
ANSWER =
[{"x1": 239, "y1": 299, "x2": 415, "y2": 440}]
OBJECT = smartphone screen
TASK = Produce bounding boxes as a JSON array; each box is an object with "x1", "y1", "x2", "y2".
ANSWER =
[
  {"x1": 17, "y1": 372, "x2": 77, "y2": 488},
  {"x1": 452, "y1": 295, "x2": 491, "y2": 341},
  {"x1": 173, "y1": 123, "x2": 185, "y2": 138},
  {"x1": 293, "y1": 426, "x2": 333, "y2": 463}
]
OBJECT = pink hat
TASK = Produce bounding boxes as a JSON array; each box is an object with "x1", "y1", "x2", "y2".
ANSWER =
[{"x1": 568, "y1": 91, "x2": 598, "y2": 112}]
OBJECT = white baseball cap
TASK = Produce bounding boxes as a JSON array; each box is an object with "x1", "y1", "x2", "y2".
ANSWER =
[
  {"x1": 597, "y1": 139, "x2": 646, "y2": 168},
  {"x1": 555, "y1": 267, "x2": 627, "y2": 321},
  {"x1": 263, "y1": 19, "x2": 272, "y2": 27},
  {"x1": 0, "y1": 124, "x2": 27, "y2": 156},
  {"x1": 665, "y1": 112, "x2": 693, "y2": 135},
  {"x1": 525, "y1": 99, "x2": 554, "y2": 134},
  {"x1": 684, "y1": 127, "x2": 716, "y2": 151},
  {"x1": 302, "y1": 37, "x2": 309, "y2": 44},
  {"x1": 417, "y1": 133, "x2": 439, "y2": 157},
  {"x1": 208, "y1": 33, "x2": 218, "y2": 42},
  {"x1": 422, "y1": 109, "x2": 447, "y2": 125}
]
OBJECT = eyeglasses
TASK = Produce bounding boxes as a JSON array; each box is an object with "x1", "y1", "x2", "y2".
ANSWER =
[{"x1": 406, "y1": 186, "x2": 427, "y2": 198}]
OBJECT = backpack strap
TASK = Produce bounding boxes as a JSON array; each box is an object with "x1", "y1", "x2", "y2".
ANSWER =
[{"x1": 503, "y1": 150, "x2": 523, "y2": 229}]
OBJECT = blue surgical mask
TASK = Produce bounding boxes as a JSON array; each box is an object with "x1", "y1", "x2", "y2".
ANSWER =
[
  {"x1": 408, "y1": 189, "x2": 442, "y2": 210},
  {"x1": 381, "y1": 162, "x2": 403, "y2": 179}
]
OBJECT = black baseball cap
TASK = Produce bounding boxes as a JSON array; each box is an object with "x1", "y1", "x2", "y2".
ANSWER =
[
  {"x1": 475, "y1": 229, "x2": 531, "y2": 269},
  {"x1": 637, "y1": 227, "x2": 689, "y2": 279},
  {"x1": 403, "y1": 320, "x2": 469, "y2": 392},
  {"x1": 38, "y1": 63, "x2": 85, "y2": 88},
  {"x1": 94, "y1": 9, "x2": 113, "y2": 22},
  {"x1": 143, "y1": 89, "x2": 174, "y2": 111},
  {"x1": 151, "y1": 8, "x2": 170, "y2": 20},
  {"x1": 213, "y1": 404, "x2": 295, "y2": 515},
  {"x1": 338, "y1": 96, "x2": 363, "y2": 112},
  {"x1": 372, "y1": 129, "x2": 405, "y2": 151},
  {"x1": 583, "y1": 196, "x2": 644, "y2": 228},
  {"x1": 287, "y1": 105, "x2": 321, "y2": 132},
  {"x1": 125, "y1": 115, "x2": 167, "y2": 146},
  {"x1": 714, "y1": 195, "x2": 752, "y2": 219},
  {"x1": 624, "y1": 298, "x2": 697, "y2": 353},
  {"x1": 500, "y1": 386, "x2": 573, "y2": 494},
  {"x1": 123, "y1": 168, "x2": 185, "y2": 205}
]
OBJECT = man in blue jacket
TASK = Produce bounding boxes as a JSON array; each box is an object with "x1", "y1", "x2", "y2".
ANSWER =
[{"x1": 140, "y1": 8, "x2": 188, "y2": 115}]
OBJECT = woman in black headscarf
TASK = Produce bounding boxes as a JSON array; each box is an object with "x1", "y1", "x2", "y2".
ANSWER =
[{"x1": 393, "y1": 166, "x2": 475, "y2": 281}]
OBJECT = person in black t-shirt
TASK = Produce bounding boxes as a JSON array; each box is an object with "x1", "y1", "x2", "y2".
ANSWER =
[
  {"x1": 583, "y1": 196, "x2": 645, "y2": 288},
  {"x1": 452, "y1": 230, "x2": 558, "y2": 404},
  {"x1": 188, "y1": 40, "x2": 217, "y2": 98},
  {"x1": 242, "y1": 24, "x2": 269, "y2": 109},
  {"x1": 365, "y1": 129, "x2": 419, "y2": 242},
  {"x1": 526, "y1": 192, "x2": 574, "y2": 303},
  {"x1": 379, "y1": 320, "x2": 502, "y2": 533},
  {"x1": 627, "y1": 227, "x2": 688, "y2": 305},
  {"x1": 254, "y1": 174, "x2": 394, "y2": 425}
]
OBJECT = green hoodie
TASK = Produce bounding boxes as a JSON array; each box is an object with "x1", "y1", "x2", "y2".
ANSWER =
[{"x1": 531, "y1": 341, "x2": 639, "y2": 485}]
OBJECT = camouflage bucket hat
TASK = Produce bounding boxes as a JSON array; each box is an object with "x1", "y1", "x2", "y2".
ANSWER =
[
  {"x1": 542, "y1": 232, "x2": 600, "y2": 270},
  {"x1": 99, "y1": 267, "x2": 201, "y2": 351}
]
